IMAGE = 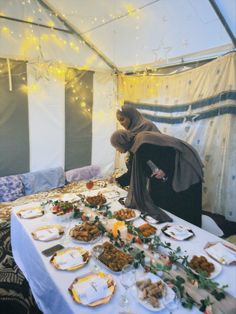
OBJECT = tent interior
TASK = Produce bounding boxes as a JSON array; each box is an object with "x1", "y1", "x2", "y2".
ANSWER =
[{"x1": 0, "y1": 0, "x2": 236, "y2": 222}]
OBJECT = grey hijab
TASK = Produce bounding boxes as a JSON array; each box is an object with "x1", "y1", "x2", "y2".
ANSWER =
[
  {"x1": 117, "y1": 104, "x2": 160, "y2": 135},
  {"x1": 111, "y1": 130, "x2": 204, "y2": 223},
  {"x1": 110, "y1": 130, "x2": 135, "y2": 152}
]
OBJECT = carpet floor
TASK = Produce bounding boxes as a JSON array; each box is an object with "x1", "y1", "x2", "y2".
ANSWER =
[{"x1": 0, "y1": 222, "x2": 42, "y2": 314}]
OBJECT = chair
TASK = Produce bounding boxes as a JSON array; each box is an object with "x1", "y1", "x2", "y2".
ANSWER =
[{"x1": 201, "y1": 214, "x2": 224, "y2": 237}]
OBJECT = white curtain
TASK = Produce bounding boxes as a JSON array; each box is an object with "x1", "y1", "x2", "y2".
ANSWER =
[{"x1": 118, "y1": 52, "x2": 236, "y2": 221}]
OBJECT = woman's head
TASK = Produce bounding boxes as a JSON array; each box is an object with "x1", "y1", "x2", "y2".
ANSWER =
[
  {"x1": 116, "y1": 110, "x2": 131, "y2": 130},
  {"x1": 110, "y1": 130, "x2": 134, "y2": 153},
  {"x1": 116, "y1": 104, "x2": 142, "y2": 130}
]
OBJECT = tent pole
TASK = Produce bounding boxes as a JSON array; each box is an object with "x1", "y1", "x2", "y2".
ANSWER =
[
  {"x1": 208, "y1": 0, "x2": 236, "y2": 48},
  {"x1": 37, "y1": 0, "x2": 119, "y2": 73},
  {"x1": 0, "y1": 15, "x2": 72, "y2": 34}
]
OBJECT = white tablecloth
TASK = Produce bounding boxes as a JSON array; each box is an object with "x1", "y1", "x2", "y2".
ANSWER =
[{"x1": 11, "y1": 189, "x2": 236, "y2": 314}]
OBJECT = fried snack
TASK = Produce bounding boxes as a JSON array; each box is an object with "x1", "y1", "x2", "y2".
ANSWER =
[
  {"x1": 114, "y1": 208, "x2": 136, "y2": 220},
  {"x1": 70, "y1": 222, "x2": 101, "y2": 242},
  {"x1": 97, "y1": 242, "x2": 133, "y2": 272},
  {"x1": 138, "y1": 223, "x2": 157, "y2": 237},
  {"x1": 189, "y1": 255, "x2": 215, "y2": 277},
  {"x1": 86, "y1": 194, "x2": 107, "y2": 206},
  {"x1": 136, "y1": 279, "x2": 165, "y2": 308}
]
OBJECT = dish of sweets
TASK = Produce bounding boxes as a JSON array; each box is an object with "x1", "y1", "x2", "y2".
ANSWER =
[
  {"x1": 17, "y1": 206, "x2": 44, "y2": 219},
  {"x1": 134, "y1": 272, "x2": 175, "y2": 311},
  {"x1": 69, "y1": 222, "x2": 102, "y2": 243},
  {"x1": 50, "y1": 247, "x2": 90, "y2": 270},
  {"x1": 188, "y1": 254, "x2": 222, "y2": 279},
  {"x1": 162, "y1": 224, "x2": 194, "y2": 240},
  {"x1": 138, "y1": 223, "x2": 157, "y2": 238},
  {"x1": 92, "y1": 242, "x2": 133, "y2": 273},
  {"x1": 113, "y1": 208, "x2": 140, "y2": 221},
  {"x1": 85, "y1": 194, "x2": 107, "y2": 207},
  {"x1": 31, "y1": 224, "x2": 64, "y2": 241},
  {"x1": 69, "y1": 271, "x2": 116, "y2": 306}
]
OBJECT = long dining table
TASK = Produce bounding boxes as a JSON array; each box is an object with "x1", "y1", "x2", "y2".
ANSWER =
[{"x1": 11, "y1": 185, "x2": 236, "y2": 314}]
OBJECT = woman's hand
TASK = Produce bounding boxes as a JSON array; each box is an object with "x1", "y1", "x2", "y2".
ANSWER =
[
  {"x1": 108, "y1": 175, "x2": 116, "y2": 184},
  {"x1": 151, "y1": 169, "x2": 166, "y2": 179}
]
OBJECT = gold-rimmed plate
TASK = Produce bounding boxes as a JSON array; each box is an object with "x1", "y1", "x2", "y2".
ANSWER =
[
  {"x1": 69, "y1": 271, "x2": 116, "y2": 306},
  {"x1": 17, "y1": 207, "x2": 44, "y2": 219},
  {"x1": 31, "y1": 224, "x2": 64, "y2": 241},
  {"x1": 50, "y1": 247, "x2": 90, "y2": 271}
]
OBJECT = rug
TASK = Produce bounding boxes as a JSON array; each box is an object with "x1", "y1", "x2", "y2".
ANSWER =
[{"x1": 0, "y1": 222, "x2": 42, "y2": 314}]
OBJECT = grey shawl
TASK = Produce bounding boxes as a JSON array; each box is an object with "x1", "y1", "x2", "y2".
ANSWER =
[
  {"x1": 117, "y1": 104, "x2": 160, "y2": 135},
  {"x1": 111, "y1": 130, "x2": 203, "y2": 223}
]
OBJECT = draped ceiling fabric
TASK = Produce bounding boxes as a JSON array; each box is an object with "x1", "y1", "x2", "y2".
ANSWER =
[{"x1": 118, "y1": 52, "x2": 236, "y2": 222}]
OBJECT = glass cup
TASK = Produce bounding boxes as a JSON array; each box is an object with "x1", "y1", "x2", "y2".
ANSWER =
[
  {"x1": 119, "y1": 264, "x2": 136, "y2": 308},
  {"x1": 92, "y1": 245, "x2": 104, "y2": 272},
  {"x1": 163, "y1": 285, "x2": 181, "y2": 314}
]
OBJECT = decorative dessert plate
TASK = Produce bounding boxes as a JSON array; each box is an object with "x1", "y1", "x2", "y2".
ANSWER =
[
  {"x1": 31, "y1": 224, "x2": 64, "y2": 241},
  {"x1": 69, "y1": 271, "x2": 116, "y2": 306},
  {"x1": 50, "y1": 247, "x2": 90, "y2": 270},
  {"x1": 17, "y1": 207, "x2": 44, "y2": 219},
  {"x1": 162, "y1": 224, "x2": 194, "y2": 240}
]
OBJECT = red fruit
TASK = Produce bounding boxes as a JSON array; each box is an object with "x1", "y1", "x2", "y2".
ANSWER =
[
  {"x1": 86, "y1": 180, "x2": 94, "y2": 190},
  {"x1": 136, "y1": 237, "x2": 143, "y2": 244}
]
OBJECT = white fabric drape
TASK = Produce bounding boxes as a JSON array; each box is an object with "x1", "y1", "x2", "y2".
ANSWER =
[{"x1": 118, "y1": 52, "x2": 236, "y2": 221}]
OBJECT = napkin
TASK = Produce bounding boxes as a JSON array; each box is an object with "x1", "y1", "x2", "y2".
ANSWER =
[
  {"x1": 205, "y1": 242, "x2": 236, "y2": 264},
  {"x1": 165, "y1": 225, "x2": 191, "y2": 239},
  {"x1": 35, "y1": 228, "x2": 59, "y2": 241},
  {"x1": 75, "y1": 276, "x2": 109, "y2": 305},
  {"x1": 54, "y1": 250, "x2": 84, "y2": 269},
  {"x1": 20, "y1": 209, "x2": 42, "y2": 218}
]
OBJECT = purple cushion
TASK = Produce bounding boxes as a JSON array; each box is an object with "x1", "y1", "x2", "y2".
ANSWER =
[
  {"x1": 0, "y1": 175, "x2": 25, "y2": 202},
  {"x1": 66, "y1": 165, "x2": 101, "y2": 183}
]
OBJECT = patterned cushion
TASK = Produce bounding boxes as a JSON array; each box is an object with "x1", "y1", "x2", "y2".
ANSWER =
[
  {"x1": 0, "y1": 175, "x2": 24, "y2": 202},
  {"x1": 21, "y1": 167, "x2": 65, "y2": 195},
  {"x1": 66, "y1": 165, "x2": 101, "y2": 183}
]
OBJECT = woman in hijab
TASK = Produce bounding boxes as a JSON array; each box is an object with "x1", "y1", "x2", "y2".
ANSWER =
[
  {"x1": 110, "y1": 130, "x2": 203, "y2": 226},
  {"x1": 115, "y1": 104, "x2": 161, "y2": 187}
]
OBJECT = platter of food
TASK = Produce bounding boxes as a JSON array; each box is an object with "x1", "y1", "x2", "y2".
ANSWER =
[
  {"x1": 113, "y1": 208, "x2": 140, "y2": 221},
  {"x1": 69, "y1": 271, "x2": 116, "y2": 306},
  {"x1": 17, "y1": 206, "x2": 44, "y2": 219},
  {"x1": 133, "y1": 272, "x2": 175, "y2": 311},
  {"x1": 85, "y1": 194, "x2": 107, "y2": 207},
  {"x1": 69, "y1": 222, "x2": 102, "y2": 244},
  {"x1": 204, "y1": 242, "x2": 236, "y2": 265},
  {"x1": 50, "y1": 200, "x2": 75, "y2": 221},
  {"x1": 188, "y1": 254, "x2": 222, "y2": 279},
  {"x1": 92, "y1": 242, "x2": 133, "y2": 273},
  {"x1": 138, "y1": 223, "x2": 158, "y2": 238},
  {"x1": 31, "y1": 224, "x2": 64, "y2": 241},
  {"x1": 50, "y1": 247, "x2": 90, "y2": 271},
  {"x1": 161, "y1": 224, "x2": 194, "y2": 240}
]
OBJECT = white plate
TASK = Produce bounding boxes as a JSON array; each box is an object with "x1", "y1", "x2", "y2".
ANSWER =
[
  {"x1": 162, "y1": 224, "x2": 194, "y2": 240},
  {"x1": 133, "y1": 272, "x2": 175, "y2": 311},
  {"x1": 188, "y1": 254, "x2": 222, "y2": 279},
  {"x1": 70, "y1": 234, "x2": 102, "y2": 245},
  {"x1": 113, "y1": 209, "x2": 140, "y2": 222}
]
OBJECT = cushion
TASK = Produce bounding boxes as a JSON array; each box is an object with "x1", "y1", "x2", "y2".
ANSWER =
[
  {"x1": 0, "y1": 175, "x2": 24, "y2": 202},
  {"x1": 65, "y1": 165, "x2": 101, "y2": 183},
  {"x1": 21, "y1": 167, "x2": 65, "y2": 195}
]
